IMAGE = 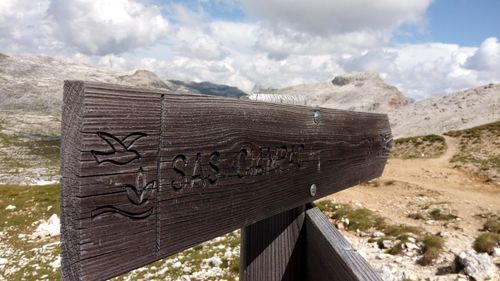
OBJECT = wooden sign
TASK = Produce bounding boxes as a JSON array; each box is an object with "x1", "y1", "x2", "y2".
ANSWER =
[{"x1": 61, "y1": 81, "x2": 391, "y2": 280}]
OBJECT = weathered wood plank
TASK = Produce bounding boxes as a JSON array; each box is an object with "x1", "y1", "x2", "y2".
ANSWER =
[
  {"x1": 240, "y1": 206, "x2": 306, "y2": 281},
  {"x1": 61, "y1": 81, "x2": 391, "y2": 280},
  {"x1": 305, "y1": 205, "x2": 383, "y2": 281}
]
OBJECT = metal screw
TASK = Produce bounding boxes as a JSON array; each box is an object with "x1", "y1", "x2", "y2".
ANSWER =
[
  {"x1": 310, "y1": 184, "x2": 317, "y2": 197},
  {"x1": 313, "y1": 110, "x2": 321, "y2": 124}
]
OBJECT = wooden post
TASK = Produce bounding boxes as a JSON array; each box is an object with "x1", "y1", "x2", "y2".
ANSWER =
[
  {"x1": 305, "y1": 205, "x2": 383, "y2": 281},
  {"x1": 240, "y1": 206, "x2": 306, "y2": 281},
  {"x1": 240, "y1": 204, "x2": 383, "y2": 281}
]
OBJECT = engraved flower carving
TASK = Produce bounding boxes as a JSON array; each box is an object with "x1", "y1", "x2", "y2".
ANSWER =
[{"x1": 123, "y1": 167, "x2": 155, "y2": 205}]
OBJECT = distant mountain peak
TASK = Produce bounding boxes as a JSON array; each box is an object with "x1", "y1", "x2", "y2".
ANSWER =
[
  {"x1": 0, "y1": 54, "x2": 248, "y2": 115},
  {"x1": 250, "y1": 71, "x2": 410, "y2": 111},
  {"x1": 168, "y1": 80, "x2": 247, "y2": 98},
  {"x1": 331, "y1": 71, "x2": 382, "y2": 87},
  {"x1": 118, "y1": 69, "x2": 172, "y2": 90}
]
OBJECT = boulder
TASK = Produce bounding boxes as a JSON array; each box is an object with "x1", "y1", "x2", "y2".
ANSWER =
[
  {"x1": 382, "y1": 240, "x2": 393, "y2": 249},
  {"x1": 5, "y1": 205, "x2": 15, "y2": 210},
  {"x1": 32, "y1": 214, "x2": 60, "y2": 238},
  {"x1": 457, "y1": 250, "x2": 497, "y2": 280},
  {"x1": 493, "y1": 247, "x2": 500, "y2": 257}
]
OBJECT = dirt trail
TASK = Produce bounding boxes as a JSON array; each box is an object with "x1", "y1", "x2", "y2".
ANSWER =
[{"x1": 326, "y1": 135, "x2": 499, "y2": 252}]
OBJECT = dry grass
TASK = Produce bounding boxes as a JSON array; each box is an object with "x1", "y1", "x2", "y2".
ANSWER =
[
  {"x1": 391, "y1": 134, "x2": 447, "y2": 159},
  {"x1": 419, "y1": 235, "x2": 444, "y2": 266},
  {"x1": 429, "y1": 209, "x2": 458, "y2": 221},
  {"x1": 445, "y1": 121, "x2": 500, "y2": 182},
  {"x1": 473, "y1": 233, "x2": 500, "y2": 254}
]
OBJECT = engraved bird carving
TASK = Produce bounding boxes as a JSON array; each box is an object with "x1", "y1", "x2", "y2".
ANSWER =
[
  {"x1": 91, "y1": 132, "x2": 146, "y2": 165},
  {"x1": 123, "y1": 168, "x2": 155, "y2": 205}
]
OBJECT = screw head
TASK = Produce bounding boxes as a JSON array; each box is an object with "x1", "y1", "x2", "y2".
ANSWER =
[
  {"x1": 310, "y1": 184, "x2": 317, "y2": 197},
  {"x1": 313, "y1": 110, "x2": 321, "y2": 124}
]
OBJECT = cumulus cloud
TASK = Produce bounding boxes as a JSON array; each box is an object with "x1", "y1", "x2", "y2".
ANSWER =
[
  {"x1": 174, "y1": 28, "x2": 229, "y2": 61},
  {"x1": 47, "y1": 0, "x2": 170, "y2": 55},
  {"x1": 464, "y1": 37, "x2": 500, "y2": 80},
  {"x1": 254, "y1": 27, "x2": 390, "y2": 60},
  {"x1": 242, "y1": 0, "x2": 431, "y2": 36},
  {"x1": 0, "y1": 0, "x2": 54, "y2": 52},
  {"x1": 338, "y1": 43, "x2": 482, "y2": 99},
  {"x1": 1, "y1": 0, "x2": 498, "y2": 101}
]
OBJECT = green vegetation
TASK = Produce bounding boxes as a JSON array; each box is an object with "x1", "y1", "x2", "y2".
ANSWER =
[
  {"x1": 391, "y1": 134, "x2": 447, "y2": 159},
  {"x1": 429, "y1": 209, "x2": 458, "y2": 221},
  {"x1": 408, "y1": 202, "x2": 458, "y2": 222},
  {"x1": 316, "y1": 200, "x2": 385, "y2": 232},
  {"x1": 317, "y1": 200, "x2": 423, "y2": 236},
  {"x1": 0, "y1": 122, "x2": 60, "y2": 171},
  {"x1": 0, "y1": 184, "x2": 60, "y2": 230},
  {"x1": 473, "y1": 215, "x2": 500, "y2": 254},
  {"x1": 484, "y1": 218, "x2": 500, "y2": 234},
  {"x1": 445, "y1": 121, "x2": 500, "y2": 182},
  {"x1": 408, "y1": 213, "x2": 425, "y2": 220},
  {"x1": 0, "y1": 184, "x2": 61, "y2": 280},
  {"x1": 0, "y1": 184, "x2": 241, "y2": 281},
  {"x1": 316, "y1": 200, "x2": 451, "y2": 266},
  {"x1": 113, "y1": 230, "x2": 241, "y2": 281},
  {"x1": 473, "y1": 233, "x2": 500, "y2": 254},
  {"x1": 419, "y1": 235, "x2": 444, "y2": 266},
  {"x1": 445, "y1": 121, "x2": 500, "y2": 138}
]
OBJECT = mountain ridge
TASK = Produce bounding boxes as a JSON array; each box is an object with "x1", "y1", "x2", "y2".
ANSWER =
[
  {"x1": 0, "y1": 54, "x2": 247, "y2": 115},
  {"x1": 0, "y1": 53, "x2": 498, "y2": 138}
]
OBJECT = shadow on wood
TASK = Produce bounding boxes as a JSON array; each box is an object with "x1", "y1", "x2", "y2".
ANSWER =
[
  {"x1": 240, "y1": 204, "x2": 382, "y2": 281},
  {"x1": 240, "y1": 206, "x2": 306, "y2": 281}
]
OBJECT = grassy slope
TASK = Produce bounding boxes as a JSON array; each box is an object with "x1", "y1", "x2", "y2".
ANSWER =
[
  {"x1": 0, "y1": 184, "x2": 61, "y2": 280},
  {"x1": 0, "y1": 184, "x2": 240, "y2": 281},
  {"x1": 391, "y1": 134, "x2": 447, "y2": 159},
  {"x1": 445, "y1": 121, "x2": 500, "y2": 182},
  {"x1": 0, "y1": 121, "x2": 60, "y2": 176}
]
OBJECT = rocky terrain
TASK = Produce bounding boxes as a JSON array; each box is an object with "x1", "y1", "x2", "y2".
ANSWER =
[
  {"x1": 389, "y1": 84, "x2": 500, "y2": 137},
  {"x1": 250, "y1": 72, "x2": 499, "y2": 138},
  {"x1": 327, "y1": 131, "x2": 499, "y2": 281},
  {"x1": 249, "y1": 71, "x2": 411, "y2": 112},
  {"x1": 0, "y1": 53, "x2": 247, "y2": 116}
]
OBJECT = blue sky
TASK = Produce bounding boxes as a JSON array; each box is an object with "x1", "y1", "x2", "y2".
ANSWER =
[
  {"x1": 0, "y1": 0, "x2": 499, "y2": 99},
  {"x1": 395, "y1": 0, "x2": 500, "y2": 46}
]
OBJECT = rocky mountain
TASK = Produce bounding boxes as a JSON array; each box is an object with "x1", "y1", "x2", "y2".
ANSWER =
[
  {"x1": 118, "y1": 69, "x2": 174, "y2": 90},
  {"x1": 0, "y1": 53, "x2": 125, "y2": 116},
  {"x1": 118, "y1": 70, "x2": 247, "y2": 98},
  {"x1": 249, "y1": 71, "x2": 499, "y2": 138},
  {"x1": 0, "y1": 53, "x2": 248, "y2": 116},
  {"x1": 168, "y1": 80, "x2": 247, "y2": 98},
  {"x1": 388, "y1": 83, "x2": 500, "y2": 137},
  {"x1": 0, "y1": 52, "x2": 498, "y2": 139},
  {"x1": 249, "y1": 72, "x2": 412, "y2": 112}
]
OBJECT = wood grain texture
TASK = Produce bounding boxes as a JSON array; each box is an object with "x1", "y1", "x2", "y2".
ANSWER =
[
  {"x1": 305, "y1": 205, "x2": 383, "y2": 281},
  {"x1": 61, "y1": 81, "x2": 391, "y2": 280},
  {"x1": 240, "y1": 206, "x2": 305, "y2": 281}
]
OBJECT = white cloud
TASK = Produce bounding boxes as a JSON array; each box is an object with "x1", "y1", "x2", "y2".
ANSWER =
[
  {"x1": 242, "y1": 0, "x2": 431, "y2": 36},
  {"x1": 254, "y1": 27, "x2": 391, "y2": 60},
  {"x1": 0, "y1": 0, "x2": 54, "y2": 52},
  {"x1": 338, "y1": 43, "x2": 483, "y2": 99},
  {"x1": 174, "y1": 29, "x2": 229, "y2": 61},
  {"x1": 464, "y1": 37, "x2": 500, "y2": 80},
  {"x1": 1, "y1": 0, "x2": 498, "y2": 101},
  {"x1": 47, "y1": 0, "x2": 170, "y2": 55}
]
